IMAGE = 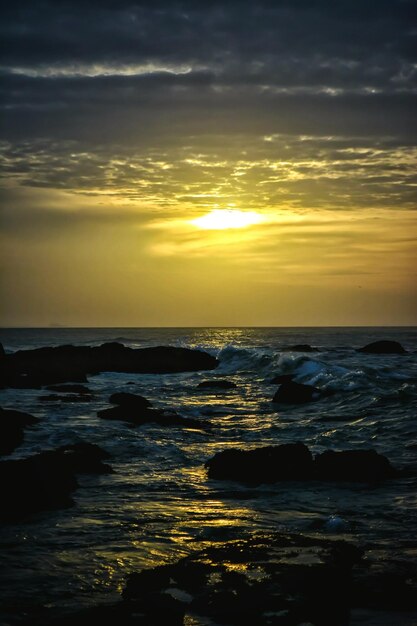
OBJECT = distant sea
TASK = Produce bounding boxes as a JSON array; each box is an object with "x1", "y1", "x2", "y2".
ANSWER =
[{"x1": 1, "y1": 327, "x2": 416, "y2": 618}]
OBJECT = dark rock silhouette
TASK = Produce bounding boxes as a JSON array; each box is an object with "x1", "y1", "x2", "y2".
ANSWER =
[
  {"x1": 197, "y1": 380, "x2": 236, "y2": 389},
  {"x1": 0, "y1": 407, "x2": 40, "y2": 455},
  {"x1": 272, "y1": 380, "x2": 330, "y2": 404},
  {"x1": 0, "y1": 443, "x2": 112, "y2": 521},
  {"x1": 2, "y1": 343, "x2": 219, "y2": 389},
  {"x1": 314, "y1": 449, "x2": 397, "y2": 482},
  {"x1": 206, "y1": 443, "x2": 314, "y2": 484},
  {"x1": 206, "y1": 444, "x2": 399, "y2": 484},
  {"x1": 269, "y1": 373, "x2": 295, "y2": 384},
  {"x1": 98, "y1": 393, "x2": 208, "y2": 429},
  {"x1": 357, "y1": 340, "x2": 406, "y2": 354}
]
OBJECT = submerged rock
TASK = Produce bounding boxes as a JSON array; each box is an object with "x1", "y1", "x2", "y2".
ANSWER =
[
  {"x1": 272, "y1": 380, "x2": 330, "y2": 404},
  {"x1": 2, "y1": 343, "x2": 218, "y2": 389},
  {"x1": 357, "y1": 340, "x2": 406, "y2": 354},
  {"x1": 206, "y1": 443, "x2": 314, "y2": 484},
  {"x1": 206, "y1": 444, "x2": 399, "y2": 485},
  {"x1": 198, "y1": 380, "x2": 237, "y2": 389},
  {"x1": 0, "y1": 407, "x2": 40, "y2": 456}
]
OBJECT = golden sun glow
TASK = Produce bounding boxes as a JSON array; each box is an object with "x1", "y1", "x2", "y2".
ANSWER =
[{"x1": 191, "y1": 209, "x2": 264, "y2": 230}]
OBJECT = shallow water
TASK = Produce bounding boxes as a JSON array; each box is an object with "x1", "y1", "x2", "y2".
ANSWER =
[{"x1": 0, "y1": 327, "x2": 416, "y2": 618}]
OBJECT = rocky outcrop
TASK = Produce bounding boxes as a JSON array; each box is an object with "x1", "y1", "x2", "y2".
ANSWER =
[
  {"x1": 206, "y1": 443, "x2": 313, "y2": 483},
  {"x1": 314, "y1": 449, "x2": 397, "y2": 482},
  {"x1": 206, "y1": 445, "x2": 399, "y2": 485},
  {"x1": 2, "y1": 343, "x2": 219, "y2": 389},
  {"x1": 98, "y1": 392, "x2": 208, "y2": 429},
  {"x1": 0, "y1": 407, "x2": 40, "y2": 455},
  {"x1": 357, "y1": 340, "x2": 406, "y2": 354},
  {"x1": 0, "y1": 443, "x2": 112, "y2": 522},
  {"x1": 272, "y1": 380, "x2": 331, "y2": 404},
  {"x1": 198, "y1": 380, "x2": 237, "y2": 389}
]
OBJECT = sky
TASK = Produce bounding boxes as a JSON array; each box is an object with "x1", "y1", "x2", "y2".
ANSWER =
[{"x1": 1, "y1": 0, "x2": 416, "y2": 327}]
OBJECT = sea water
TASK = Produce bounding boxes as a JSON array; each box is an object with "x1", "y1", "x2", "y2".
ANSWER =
[{"x1": 0, "y1": 327, "x2": 416, "y2": 617}]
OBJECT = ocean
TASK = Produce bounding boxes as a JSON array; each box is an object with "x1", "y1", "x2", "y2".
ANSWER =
[{"x1": 0, "y1": 327, "x2": 416, "y2": 623}]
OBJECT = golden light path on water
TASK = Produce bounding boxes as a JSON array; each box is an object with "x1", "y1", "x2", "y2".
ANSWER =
[{"x1": 191, "y1": 209, "x2": 264, "y2": 230}]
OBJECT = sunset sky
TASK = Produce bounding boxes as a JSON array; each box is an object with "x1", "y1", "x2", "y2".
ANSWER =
[{"x1": 1, "y1": 1, "x2": 416, "y2": 327}]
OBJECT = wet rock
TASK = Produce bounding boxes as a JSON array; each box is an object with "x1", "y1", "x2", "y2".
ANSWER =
[
  {"x1": 205, "y1": 443, "x2": 314, "y2": 484},
  {"x1": 357, "y1": 340, "x2": 406, "y2": 354},
  {"x1": 269, "y1": 374, "x2": 295, "y2": 384},
  {"x1": 314, "y1": 449, "x2": 398, "y2": 482},
  {"x1": 0, "y1": 407, "x2": 40, "y2": 456},
  {"x1": 198, "y1": 380, "x2": 237, "y2": 389},
  {"x1": 45, "y1": 384, "x2": 91, "y2": 394},
  {"x1": 272, "y1": 380, "x2": 329, "y2": 404},
  {"x1": 3, "y1": 343, "x2": 218, "y2": 389}
]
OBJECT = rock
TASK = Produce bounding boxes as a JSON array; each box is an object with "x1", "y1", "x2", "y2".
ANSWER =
[
  {"x1": 205, "y1": 443, "x2": 314, "y2": 484},
  {"x1": 314, "y1": 449, "x2": 398, "y2": 482},
  {"x1": 357, "y1": 340, "x2": 406, "y2": 354},
  {"x1": 269, "y1": 374, "x2": 295, "y2": 384},
  {"x1": 206, "y1": 445, "x2": 399, "y2": 485},
  {"x1": 3, "y1": 343, "x2": 218, "y2": 389},
  {"x1": 197, "y1": 380, "x2": 237, "y2": 389},
  {"x1": 109, "y1": 392, "x2": 151, "y2": 409},
  {"x1": 272, "y1": 380, "x2": 328, "y2": 404},
  {"x1": 45, "y1": 384, "x2": 91, "y2": 394},
  {"x1": 0, "y1": 407, "x2": 40, "y2": 456},
  {"x1": 283, "y1": 344, "x2": 319, "y2": 352}
]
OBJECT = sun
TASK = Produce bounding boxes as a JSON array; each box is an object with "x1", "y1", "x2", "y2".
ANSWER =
[{"x1": 191, "y1": 209, "x2": 264, "y2": 230}]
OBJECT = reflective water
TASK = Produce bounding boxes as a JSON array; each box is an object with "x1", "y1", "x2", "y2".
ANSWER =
[{"x1": 0, "y1": 327, "x2": 416, "y2": 616}]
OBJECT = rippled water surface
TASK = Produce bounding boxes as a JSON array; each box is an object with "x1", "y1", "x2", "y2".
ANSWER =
[{"x1": 1, "y1": 327, "x2": 416, "y2": 617}]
